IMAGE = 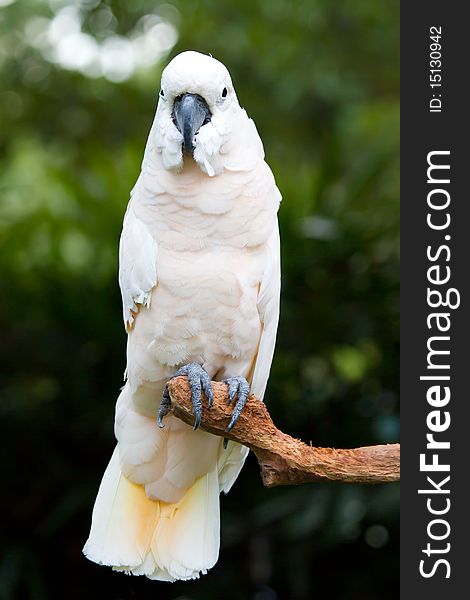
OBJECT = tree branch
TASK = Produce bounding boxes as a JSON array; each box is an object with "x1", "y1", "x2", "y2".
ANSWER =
[{"x1": 166, "y1": 377, "x2": 400, "y2": 487}]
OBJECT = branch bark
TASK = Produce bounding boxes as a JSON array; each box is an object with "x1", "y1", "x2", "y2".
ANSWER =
[{"x1": 167, "y1": 377, "x2": 400, "y2": 487}]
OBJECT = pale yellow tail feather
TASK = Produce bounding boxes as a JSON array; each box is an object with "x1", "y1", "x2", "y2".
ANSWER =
[
  {"x1": 83, "y1": 445, "x2": 221, "y2": 581},
  {"x1": 83, "y1": 447, "x2": 159, "y2": 570},
  {"x1": 151, "y1": 465, "x2": 220, "y2": 580}
]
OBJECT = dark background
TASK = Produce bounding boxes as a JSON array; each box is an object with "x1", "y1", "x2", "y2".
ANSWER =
[{"x1": 0, "y1": 1, "x2": 399, "y2": 599}]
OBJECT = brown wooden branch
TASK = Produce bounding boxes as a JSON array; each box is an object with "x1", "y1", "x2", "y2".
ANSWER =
[{"x1": 167, "y1": 377, "x2": 400, "y2": 487}]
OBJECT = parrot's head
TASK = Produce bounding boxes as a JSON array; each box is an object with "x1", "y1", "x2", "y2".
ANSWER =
[{"x1": 150, "y1": 51, "x2": 251, "y2": 177}]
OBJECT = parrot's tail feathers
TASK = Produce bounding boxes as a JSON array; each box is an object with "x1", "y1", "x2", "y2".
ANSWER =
[
  {"x1": 83, "y1": 447, "x2": 220, "y2": 581},
  {"x1": 151, "y1": 464, "x2": 221, "y2": 580},
  {"x1": 82, "y1": 446, "x2": 159, "y2": 571}
]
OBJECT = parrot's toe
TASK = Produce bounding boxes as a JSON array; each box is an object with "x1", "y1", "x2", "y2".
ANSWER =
[
  {"x1": 158, "y1": 363, "x2": 214, "y2": 430},
  {"x1": 157, "y1": 384, "x2": 171, "y2": 427},
  {"x1": 223, "y1": 376, "x2": 250, "y2": 434}
]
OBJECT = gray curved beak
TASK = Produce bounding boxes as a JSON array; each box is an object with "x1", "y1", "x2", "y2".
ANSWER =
[{"x1": 172, "y1": 93, "x2": 212, "y2": 155}]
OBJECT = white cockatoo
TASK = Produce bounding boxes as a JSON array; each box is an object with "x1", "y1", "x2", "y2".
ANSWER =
[{"x1": 83, "y1": 50, "x2": 281, "y2": 581}]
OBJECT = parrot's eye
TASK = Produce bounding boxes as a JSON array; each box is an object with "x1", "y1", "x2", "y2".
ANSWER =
[
  {"x1": 221, "y1": 87, "x2": 228, "y2": 98},
  {"x1": 159, "y1": 89, "x2": 165, "y2": 98}
]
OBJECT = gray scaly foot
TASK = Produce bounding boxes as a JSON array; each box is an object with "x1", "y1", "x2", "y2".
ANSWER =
[
  {"x1": 223, "y1": 375, "x2": 250, "y2": 433},
  {"x1": 158, "y1": 362, "x2": 214, "y2": 430}
]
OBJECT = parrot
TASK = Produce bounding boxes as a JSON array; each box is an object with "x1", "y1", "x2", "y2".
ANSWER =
[{"x1": 83, "y1": 50, "x2": 281, "y2": 582}]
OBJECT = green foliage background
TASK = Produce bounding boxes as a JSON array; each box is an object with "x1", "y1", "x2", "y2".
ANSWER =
[{"x1": 0, "y1": 1, "x2": 399, "y2": 598}]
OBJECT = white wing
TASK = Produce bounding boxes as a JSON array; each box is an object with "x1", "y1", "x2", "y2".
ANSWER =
[
  {"x1": 250, "y1": 222, "x2": 281, "y2": 401},
  {"x1": 218, "y1": 220, "x2": 280, "y2": 494},
  {"x1": 118, "y1": 200, "x2": 158, "y2": 331}
]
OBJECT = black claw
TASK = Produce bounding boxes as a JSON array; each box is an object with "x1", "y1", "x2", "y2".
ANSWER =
[
  {"x1": 223, "y1": 437, "x2": 229, "y2": 449},
  {"x1": 191, "y1": 388, "x2": 202, "y2": 430},
  {"x1": 223, "y1": 376, "x2": 250, "y2": 432},
  {"x1": 157, "y1": 385, "x2": 171, "y2": 428}
]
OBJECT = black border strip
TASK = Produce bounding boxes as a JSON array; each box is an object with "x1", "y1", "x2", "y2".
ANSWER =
[{"x1": 401, "y1": 3, "x2": 469, "y2": 597}]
